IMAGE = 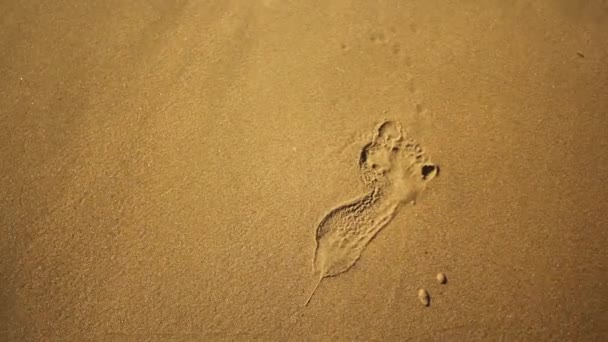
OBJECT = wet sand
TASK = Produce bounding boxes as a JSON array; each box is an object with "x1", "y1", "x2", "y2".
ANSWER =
[{"x1": 1, "y1": 1, "x2": 607, "y2": 340}]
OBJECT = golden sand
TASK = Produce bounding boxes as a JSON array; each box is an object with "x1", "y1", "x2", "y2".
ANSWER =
[{"x1": 1, "y1": 1, "x2": 607, "y2": 340}]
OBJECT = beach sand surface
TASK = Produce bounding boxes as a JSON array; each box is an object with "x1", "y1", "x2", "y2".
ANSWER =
[{"x1": 1, "y1": 0, "x2": 607, "y2": 340}]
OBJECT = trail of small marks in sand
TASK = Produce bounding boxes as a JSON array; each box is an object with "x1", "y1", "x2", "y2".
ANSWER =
[{"x1": 305, "y1": 120, "x2": 438, "y2": 306}]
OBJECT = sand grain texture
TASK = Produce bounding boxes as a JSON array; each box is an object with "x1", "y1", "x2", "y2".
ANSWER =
[{"x1": 1, "y1": 0, "x2": 608, "y2": 340}]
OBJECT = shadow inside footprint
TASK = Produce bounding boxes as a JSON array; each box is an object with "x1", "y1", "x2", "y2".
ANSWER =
[{"x1": 421, "y1": 164, "x2": 439, "y2": 180}]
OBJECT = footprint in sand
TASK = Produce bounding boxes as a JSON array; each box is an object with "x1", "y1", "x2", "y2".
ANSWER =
[{"x1": 305, "y1": 120, "x2": 438, "y2": 306}]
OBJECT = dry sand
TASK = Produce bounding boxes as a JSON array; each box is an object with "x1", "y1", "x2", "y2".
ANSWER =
[{"x1": 1, "y1": 0, "x2": 608, "y2": 340}]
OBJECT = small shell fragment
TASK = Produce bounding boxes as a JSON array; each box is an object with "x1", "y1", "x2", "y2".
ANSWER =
[
  {"x1": 418, "y1": 288, "x2": 430, "y2": 306},
  {"x1": 436, "y1": 272, "x2": 447, "y2": 284}
]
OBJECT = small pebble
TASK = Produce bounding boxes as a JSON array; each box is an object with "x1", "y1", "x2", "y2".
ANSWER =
[
  {"x1": 418, "y1": 288, "x2": 430, "y2": 306},
  {"x1": 436, "y1": 272, "x2": 447, "y2": 284}
]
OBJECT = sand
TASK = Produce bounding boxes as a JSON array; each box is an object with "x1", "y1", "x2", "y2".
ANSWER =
[{"x1": 1, "y1": 0, "x2": 607, "y2": 340}]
